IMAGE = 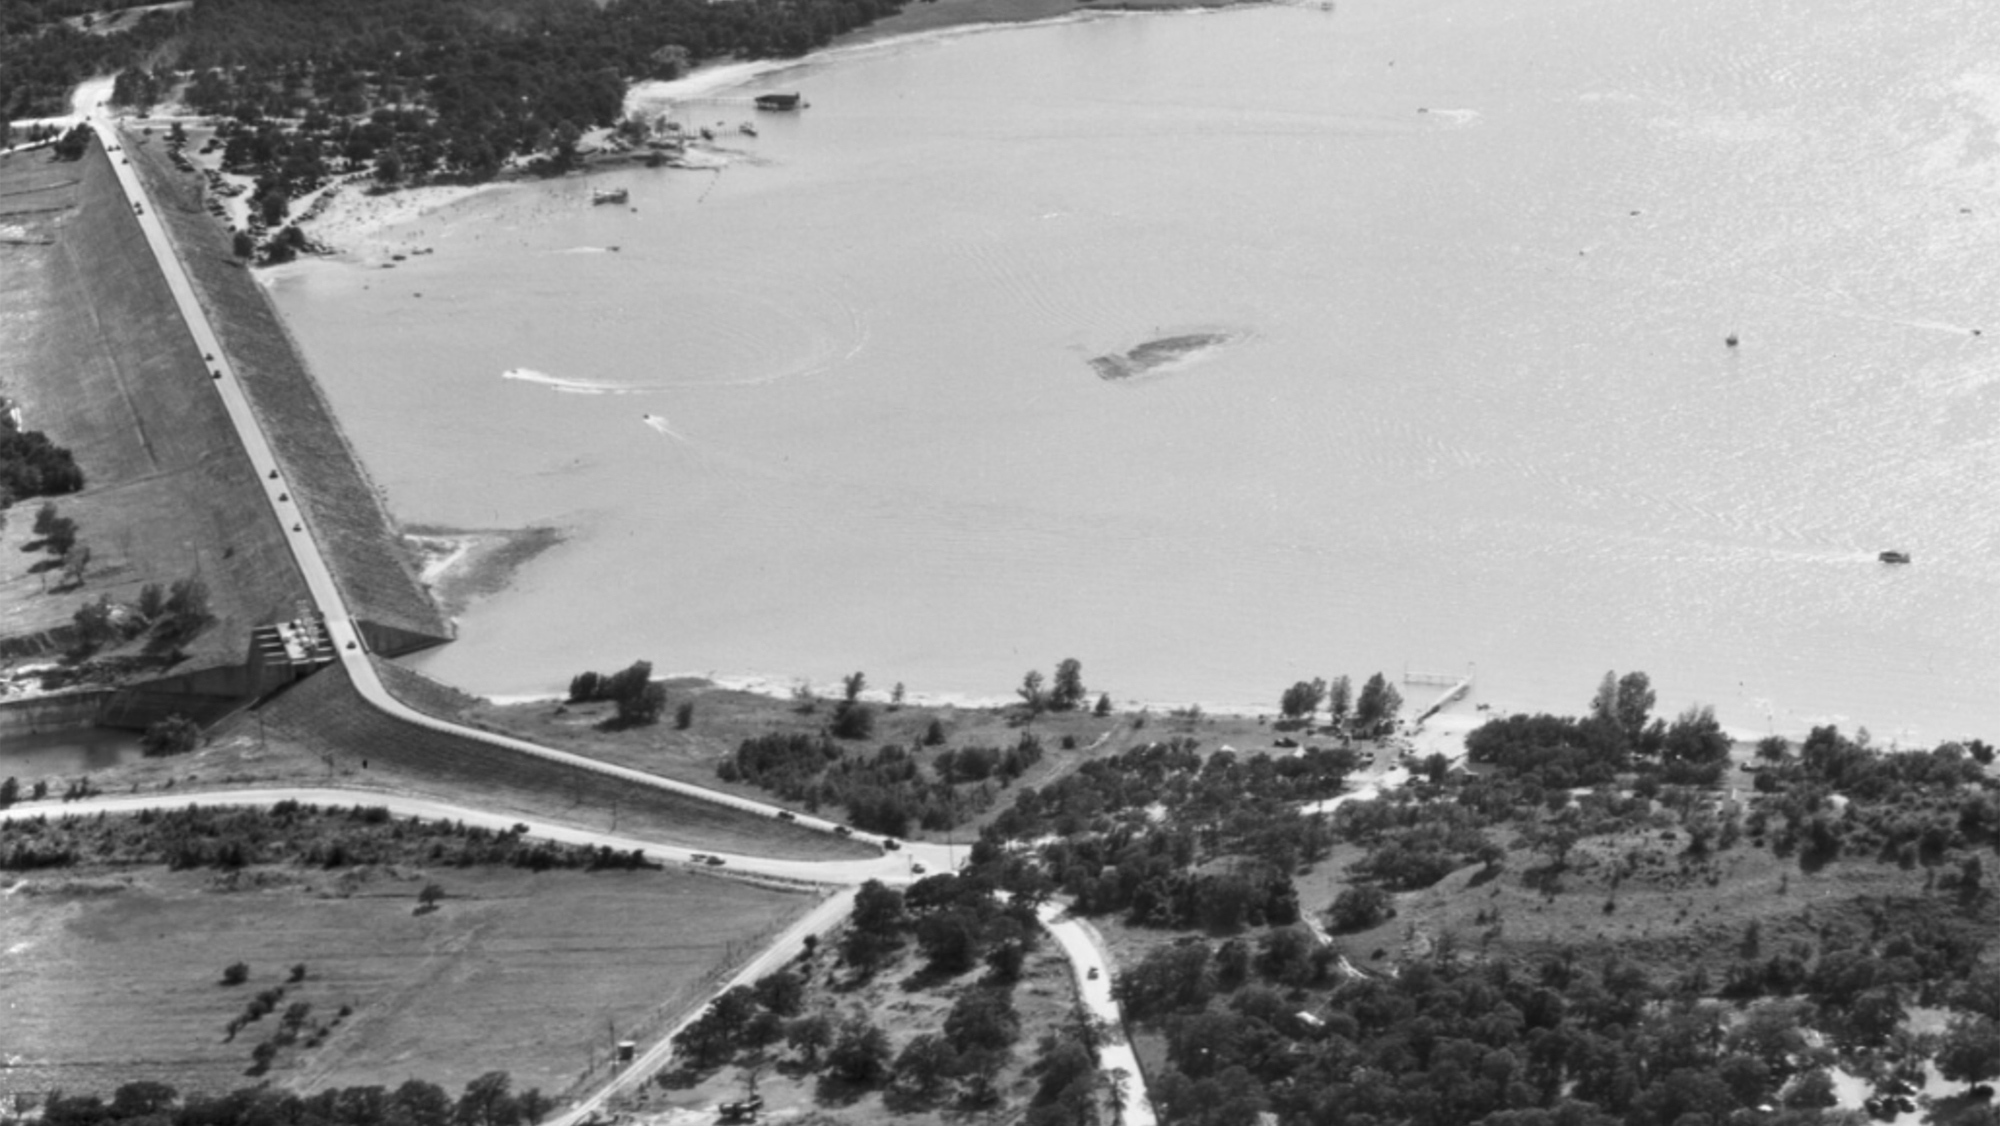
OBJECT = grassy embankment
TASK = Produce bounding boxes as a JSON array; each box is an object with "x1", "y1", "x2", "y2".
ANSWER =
[
  {"x1": 0, "y1": 862, "x2": 819, "y2": 1100},
  {"x1": 0, "y1": 141, "x2": 308, "y2": 667},
  {"x1": 233, "y1": 659, "x2": 873, "y2": 862},
  {"x1": 117, "y1": 126, "x2": 452, "y2": 656}
]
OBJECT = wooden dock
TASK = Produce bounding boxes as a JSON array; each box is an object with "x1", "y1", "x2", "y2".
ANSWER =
[{"x1": 1405, "y1": 666, "x2": 1475, "y2": 726}]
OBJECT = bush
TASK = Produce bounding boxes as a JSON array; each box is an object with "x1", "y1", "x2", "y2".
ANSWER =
[
  {"x1": 831, "y1": 700, "x2": 874, "y2": 740},
  {"x1": 674, "y1": 701, "x2": 694, "y2": 729},
  {"x1": 222, "y1": 961, "x2": 250, "y2": 986},
  {"x1": 1327, "y1": 885, "x2": 1392, "y2": 933},
  {"x1": 141, "y1": 715, "x2": 201, "y2": 756}
]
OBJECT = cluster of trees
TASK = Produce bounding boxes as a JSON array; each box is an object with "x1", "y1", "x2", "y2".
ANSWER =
[
  {"x1": 720, "y1": 729, "x2": 1038, "y2": 837},
  {"x1": 844, "y1": 874, "x2": 1042, "y2": 980},
  {"x1": 958, "y1": 739, "x2": 1363, "y2": 931},
  {"x1": 26, "y1": 1072, "x2": 549, "y2": 1126},
  {"x1": 1098, "y1": 911, "x2": 2000, "y2": 1126},
  {"x1": 567, "y1": 659, "x2": 666, "y2": 726},
  {"x1": 986, "y1": 738, "x2": 1353, "y2": 846},
  {"x1": 1114, "y1": 925, "x2": 1338, "y2": 1023},
  {"x1": 668, "y1": 875, "x2": 1095, "y2": 1121},
  {"x1": 71, "y1": 575, "x2": 215, "y2": 656},
  {"x1": 0, "y1": 2, "x2": 180, "y2": 125},
  {"x1": 1463, "y1": 672, "x2": 1729, "y2": 789},
  {"x1": 1276, "y1": 672, "x2": 1404, "y2": 735},
  {"x1": 1336, "y1": 798, "x2": 1499, "y2": 891},
  {"x1": 0, "y1": 801, "x2": 656, "y2": 873},
  {"x1": 5, "y1": 0, "x2": 916, "y2": 198},
  {"x1": 27, "y1": 501, "x2": 90, "y2": 591},
  {"x1": 1017, "y1": 658, "x2": 1092, "y2": 716},
  {"x1": 2, "y1": 425, "x2": 84, "y2": 506}
]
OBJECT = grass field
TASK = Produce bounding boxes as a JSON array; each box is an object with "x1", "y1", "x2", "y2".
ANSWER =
[
  {"x1": 0, "y1": 141, "x2": 310, "y2": 665},
  {"x1": 0, "y1": 863, "x2": 821, "y2": 1101}
]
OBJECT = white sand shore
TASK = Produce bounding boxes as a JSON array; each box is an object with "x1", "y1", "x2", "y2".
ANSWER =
[{"x1": 303, "y1": 181, "x2": 502, "y2": 260}]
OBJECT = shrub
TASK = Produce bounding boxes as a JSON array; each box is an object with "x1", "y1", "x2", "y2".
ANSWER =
[
  {"x1": 222, "y1": 962, "x2": 250, "y2": 986},
  {"x1": 674, "y1": 701, "x2": 693, "y2": 729},
  {"x1": 141, "y1": 715, "x2": 201, "y2": 757},
  {"x1": 830, "y1": 700, "x2": 874, "y2": 740},
  {"x1": 1327, "y1": 885, "x2": 1392, "y2": 933}
]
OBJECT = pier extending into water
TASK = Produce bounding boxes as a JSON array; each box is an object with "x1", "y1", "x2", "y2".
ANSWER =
[{"x1": 1405, "y1": 666, "x2": 1475, "y2": 727}]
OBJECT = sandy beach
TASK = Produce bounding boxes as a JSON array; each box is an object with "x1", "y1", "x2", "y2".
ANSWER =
[{"x1": 300, "y1": 182, "x2": 501, "y2": 261}]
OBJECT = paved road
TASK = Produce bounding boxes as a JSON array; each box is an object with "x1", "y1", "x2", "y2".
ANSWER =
[{"x1": 1038, "y1": 903, "x2": 1159, "y2": 1126}]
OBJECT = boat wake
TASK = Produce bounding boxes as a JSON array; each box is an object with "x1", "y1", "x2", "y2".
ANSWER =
[
  {"x1": 641, "y1": 412, "x2": 688, "y2": 440},
  {"x1": 502, "y1": 368, "x2": 661, "y2": 395}
]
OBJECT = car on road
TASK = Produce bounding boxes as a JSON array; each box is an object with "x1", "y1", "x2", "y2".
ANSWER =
[
  {"x1": 704, "y1": 856, "x2": 727, "y2": 867},
  {"x1": 833, "y1": 826, "x2": 852, "y2": 837},
  {"x1": 911, "y1": 864, "x2": 926, "y2": 875},
  {"x1": 776, "y1": 811, "x2": 796, "y2": 821},
  {"x1": 880, "y1": 838, "x2": 901, "y2": 851}
]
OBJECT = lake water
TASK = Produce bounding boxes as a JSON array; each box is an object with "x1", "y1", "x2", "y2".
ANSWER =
[{"x1": 269, "y1": 0, "x2": 2000, "y2": 743}]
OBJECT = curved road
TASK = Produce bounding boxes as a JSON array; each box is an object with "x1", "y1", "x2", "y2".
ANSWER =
[{"x1": 79, "y1": 110, "x2": 1159, "y2": 1124}]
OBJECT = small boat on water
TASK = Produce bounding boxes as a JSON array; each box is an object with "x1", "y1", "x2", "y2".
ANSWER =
[
  {"x1": 1879, "y1": 550, "x2": 1911, "y2": 564},
  {"x1": 592, "y1": 187, "x2": 628, "y2": 205},
  {"x1": 739, "y1": 122, "x2": 758, "y2": 137},
  {"x1": 754, "y1": 92, "x2": 804, "y2": 111}
]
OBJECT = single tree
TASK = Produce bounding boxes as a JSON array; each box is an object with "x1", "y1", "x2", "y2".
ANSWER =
[
  {"x1": 1352, "y1": 673, "x2": 1403, "y2": 735},
  {"x1": 1018, "y1": 669, "x2": 1046, "y2": 715},
  {"x1": 222, "y1": 961, "x2": 251, "y2": 986},
  {"x1": 891, "y1": 1033, "x2": 958, "y2": 1100},
  {"x1": 1280, "y1": 678, "x2": 1326, "y2": 722},
  {"x1": 826, "y1": 1014, "x2": 891, "y2": 1085},
  {"x1": 843, "y1": 671, "x2": 866, "y2": 703},
  {"x1": 1327, "y1": 675, "x2": 1353, "y2": 722},
  {"x1": 1094, "y1": 692, "x2": 1113, "y2": 717},
  {"x1": 1939, "y1": 1014, "x2": 2000, "y2": 1090},
  {"x1": 1050, "y1": 659, "x2": 1086, "y2": 711}
]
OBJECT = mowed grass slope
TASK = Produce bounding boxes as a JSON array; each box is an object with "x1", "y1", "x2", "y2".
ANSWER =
[
  {"x1": 0, "y1": 142, "x2": 308, "y2": 658},
  {"x1": 0, "y1": 865, "x2": 819, "y2": 1100},
  {"x1": 253, "y1": 661, "x2": 872, "y2": 861},
  {"x1": 118, "y1": 128, "x2": 450, "y2": 651}
]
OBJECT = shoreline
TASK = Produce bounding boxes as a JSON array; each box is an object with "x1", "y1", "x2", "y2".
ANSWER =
[
  {"x1": 290, "y1": 0, "x2": 1276, "y2": 254},
  {"x1": 403, "y1": 526, "x2": 565, "y2": 620}
]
